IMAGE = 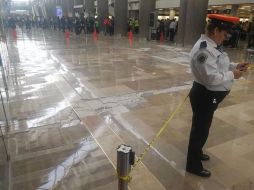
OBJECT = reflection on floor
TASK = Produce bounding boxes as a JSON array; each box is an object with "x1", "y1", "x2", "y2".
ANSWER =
[{"x1": 1, "y1": 28, "x2": 254, "y2": 190}]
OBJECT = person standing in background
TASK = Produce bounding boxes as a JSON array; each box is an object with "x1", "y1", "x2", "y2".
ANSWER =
[{"x1": 169, "y1": 18, "x2": 176, "y2": 41}]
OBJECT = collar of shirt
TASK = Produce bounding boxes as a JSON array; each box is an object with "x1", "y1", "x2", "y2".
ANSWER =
[
  {"x1": 200, "y1": 34, "x2": 217, "y2": 48},
  {"x1": 200, "y1": 34, "x2": 222, "y2": 57}
]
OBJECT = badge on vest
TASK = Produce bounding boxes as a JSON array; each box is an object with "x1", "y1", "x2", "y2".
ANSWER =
[
  {"x1": 213, "y1": 98, "x2": 217, "y2": 104},
  {"x1": 197, "y1": 53, "x2": 208, "y2": 64}
]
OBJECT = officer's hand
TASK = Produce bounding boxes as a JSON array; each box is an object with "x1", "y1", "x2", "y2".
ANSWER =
[
  {"x1": 236, "y1": 63, "x2": 250, "y2": 72},
  {"x1": 233, "y1": 69, "x2": 243, "y2": 79}
]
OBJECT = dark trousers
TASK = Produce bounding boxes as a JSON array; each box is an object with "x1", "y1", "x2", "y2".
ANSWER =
[
  {"x1": 169, "y1": 29, "x2": 175, "y2": 41},
  {"x1": 186, "y1": 82, "x2": 229, "y2": 171}
]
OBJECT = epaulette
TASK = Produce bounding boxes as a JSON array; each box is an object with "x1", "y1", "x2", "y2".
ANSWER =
[{"x1": 199, "y1": 41, "x2": 207, "y2": 49}]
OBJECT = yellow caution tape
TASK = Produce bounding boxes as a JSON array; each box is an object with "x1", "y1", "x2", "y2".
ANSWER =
[
  {"x1": 131, "y1": 94, "x2": 189, "y2": 171},
  {"x1": 116, "y1": 172, "x2": 132, "y2": 182},
  {"x1": 116, "y1": 93, "x2": 189, "y2": 182}
]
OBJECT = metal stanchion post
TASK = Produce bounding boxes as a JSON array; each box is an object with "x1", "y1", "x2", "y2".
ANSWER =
[{"x1": 117, "y1": 144, "x2": 135, "y2": 190}]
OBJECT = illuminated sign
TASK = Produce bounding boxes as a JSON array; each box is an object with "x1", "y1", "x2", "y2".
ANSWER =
[{"x1": 56, "y1": 6, "x2": 62, "y2": 17}]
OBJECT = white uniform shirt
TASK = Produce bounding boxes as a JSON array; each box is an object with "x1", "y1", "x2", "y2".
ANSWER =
[
  {"x1": 170, "y1": 21, "x2": 176, "y2": 30},
  {"x1": 190, "y1": 34, "x2": 237, "y2": 91}
]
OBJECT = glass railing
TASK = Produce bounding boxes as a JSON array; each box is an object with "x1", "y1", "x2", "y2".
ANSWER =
[
  {"x1": 0, "y1": 8, "x2": 10, "y2": 189},
  {"x1": 0, "y1": 55, "x2": 9, "y2": 190}
]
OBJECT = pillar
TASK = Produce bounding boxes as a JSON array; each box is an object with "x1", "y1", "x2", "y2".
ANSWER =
[
  {"x1": 33, "y1": 5, "x2": 40, "y2": 17},
  {"x1": 67, "y1": 0, "x2": 74, "y2": 17},
  {"x1": 44, "y1": 0, "x2": 50, "y2": 17},
  {"x1": 75, "y1": 0, "x2": 84, "y2": 5},
  {"x1": 85, "y1": 0, "x2": 95, "y2": 17},
  {"x1": 249, "y1": 13, "x2": 253, "y2": 22},
  {"x1": 38, "y1": 0, "x2": 47, "y2": 18},
  {"x1": 51, "y1": 0, "x2": 56, "y2": 17},
  {"x1": 169, "y1": 9, "x2": 175, "y2": 20},
  {"x1": 178, "y1": 0, "x2": 208, "y2": 47},
  {"x1": 97, "y1": 0, "x2": 108, "y2": 31},
  {"x1": 61, "y1": 0, "x2": 73, "y2": 17},
  {"x1": 114, "y1": 0, "x2": 128, "y2": 36},
  {"x1": 37, "y1": 4, "x2": 43, "y2": 17},
  {"x1": 0, "y1": 0, "x2": 4, "y2": 35},
  {"x1": 230, "y1": 4, "x2": 239, "y2": 16},
  {"x1": 62, "y1": 0, "x2": 69, "y2": 16},
  {"x1": 49, "y1": 0, "x2": 56, "y2": 17},
  {"x1": 139, "y1": 0, "x2": 156, "y2": 38}
]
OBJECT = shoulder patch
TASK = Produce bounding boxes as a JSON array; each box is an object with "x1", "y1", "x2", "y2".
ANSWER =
[
  {"x1": 196, "y1": 53, "x2": 208, "y2": 64},
  {"x1": 199, "y1": 41, "x2": 207, "y2": 49}
]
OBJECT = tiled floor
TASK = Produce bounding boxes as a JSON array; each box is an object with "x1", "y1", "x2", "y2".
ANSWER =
[{"x1": 0, "y1": 28, "x2": 254, "y2": 190}]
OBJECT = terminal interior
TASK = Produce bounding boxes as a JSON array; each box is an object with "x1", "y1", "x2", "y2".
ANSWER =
[{"x1": 0, "y1": 0, "x2": 254, "y2": 190}]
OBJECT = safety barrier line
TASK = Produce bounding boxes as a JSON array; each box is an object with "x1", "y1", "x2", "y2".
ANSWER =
[{"x1": 116, "y1": 93, "x2": 189, "y2": 182}]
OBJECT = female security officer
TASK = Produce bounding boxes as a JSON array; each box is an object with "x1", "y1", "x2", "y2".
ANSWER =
[{"x1": 186, "y1": 14, "x2": 249, "y2": 177}]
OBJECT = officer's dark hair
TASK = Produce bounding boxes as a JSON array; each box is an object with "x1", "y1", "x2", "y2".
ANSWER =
[{"x1": 206, "y1": 19, "x2": 233, "y2": 35}]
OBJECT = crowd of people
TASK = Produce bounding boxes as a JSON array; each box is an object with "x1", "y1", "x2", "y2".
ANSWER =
[
  {"x1": 223, "y1": 20, "x2": 254, "y2": 48},
  {"x1": 3, "y1": 14, "x2": 254, "y2": 49},
  {"x1": 5, "y1": 14, "x2": 117, "y2": 37},
  {"x1": 128, "y1": 18, "x2": 140, "y2": 34},
  {"x1": 5, "y1": 14, "x2": 101, "y2": 35},
  {"x1": 152, "y1": 18, "x2": 254, "y2": 46},
  {"x1": 150, "y1": 18, "x2": 178, "y2": 42},
  {"x1": 159, "y1": 18, "x2": 178, "y2": 41},
  {"x1": 4, "y1": 14, "x2": 138, "y2": 37}
]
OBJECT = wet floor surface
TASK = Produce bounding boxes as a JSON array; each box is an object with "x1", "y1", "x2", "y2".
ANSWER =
[{"x1": 1, "y1": 28, "x2": 254, "y2": 190}]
